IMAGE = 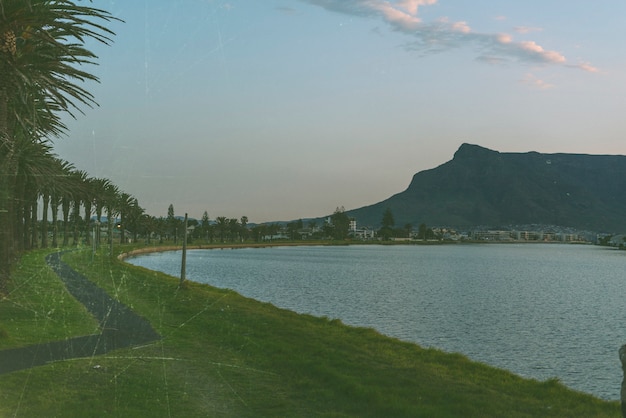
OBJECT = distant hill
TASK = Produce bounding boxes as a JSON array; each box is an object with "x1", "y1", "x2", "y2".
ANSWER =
[{"x1": 345, "y1": 143, "x2": 626, "y2": 232}]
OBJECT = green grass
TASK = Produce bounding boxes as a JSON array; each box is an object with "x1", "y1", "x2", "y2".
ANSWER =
[
  {"x1": 0, "y1": 245, "x2": 620, "y2": 417},
  {"x1": 0, "y1": 249, "x2": 98, "y2": 349}
]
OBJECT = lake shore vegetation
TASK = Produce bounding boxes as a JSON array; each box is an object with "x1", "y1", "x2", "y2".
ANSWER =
[{"x1": 0, "y1": 244, "x2": 620, "y2": 417}]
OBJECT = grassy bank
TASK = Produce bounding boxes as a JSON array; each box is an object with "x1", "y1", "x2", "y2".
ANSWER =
[{"x1": 0, "y1": 246, "x2": 620, "y2": 417}]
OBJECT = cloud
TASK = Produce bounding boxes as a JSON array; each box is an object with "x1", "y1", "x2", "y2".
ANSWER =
[
  {"x1": 514, "y1": 26, "x2": 543, "y2": 34},
  {"x1": 521, "y1": 73, "x2": 555, "y2": 90},
  {"x1": 451, "y1": 20, "x2": 471, "y2": 34},
  {"x1": 497, "y1": 33, "x2": 513, "y2": 44},
  {"x1": 301, "y1": 0, "x2": 595, "y2": 71},
  {"x1": 518, "y1": 40, "x2": 566, "y2": 64},
  {"x1": 396, "y1": 0, "x2": 437, "y2": 16},
  {"x1": 572, "y1": 62, "x2": 600, "y2": 73},
  {"x1": 372, "y1": 3, "x2": 421, "y2": 29}
]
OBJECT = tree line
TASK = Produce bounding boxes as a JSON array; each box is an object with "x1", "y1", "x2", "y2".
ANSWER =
[
  {"x1": 0, "y1": 2, "x2": 122, "y2": 293},
  {"x1": 378, "y1": 208, "x2": 435, "y2": 240},
  {"x1": 0, "y1": 3, "x2": 240, "y2": 292},
  {"x1": 164, "y1": 206, "x2": 254, "y2": 244}
]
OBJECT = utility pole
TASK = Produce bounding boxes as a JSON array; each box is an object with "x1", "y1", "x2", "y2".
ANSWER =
[{"x1": 179, "y1": 213, "x2": 188, "y2": 288}]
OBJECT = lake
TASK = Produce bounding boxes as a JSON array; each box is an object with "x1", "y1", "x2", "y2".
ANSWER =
[{"x1": 126, "y1": 243, "x2": 626, "y2": 400}]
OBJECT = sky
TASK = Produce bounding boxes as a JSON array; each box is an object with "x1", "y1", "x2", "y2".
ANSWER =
[{"x1": 54, "y1": 0, "x2": 626, "y2": 223}]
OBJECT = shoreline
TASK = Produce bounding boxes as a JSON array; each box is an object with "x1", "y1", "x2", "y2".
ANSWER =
[
  {"x1": 117, "y1": 239, "x2": 594, "y2": 261},
  {"x1": 116, "y1": 241, "x2": 332, "y2": 261}
]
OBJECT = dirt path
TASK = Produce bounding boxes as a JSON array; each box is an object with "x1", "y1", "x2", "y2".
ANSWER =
[{"x1": 0, "y1": 252, "x2": 160, "y2": 375}]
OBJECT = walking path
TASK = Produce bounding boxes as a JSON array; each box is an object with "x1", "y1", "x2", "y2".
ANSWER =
[{"x1": 0, "y1": 251, "x2": 160, "y2": 374}]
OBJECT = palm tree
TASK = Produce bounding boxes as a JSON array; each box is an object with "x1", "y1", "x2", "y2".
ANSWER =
[
  {"x1": 155, "y1": 217, "x2": 167, "y2": 244},
  {"x1": 127, "y1": 198, "x2": 144, "y2": 243},
  {"x1": 12, "y1": 136, "x2": 54, "y2": 251},
  {"x1": 0, "y1": 1, "x2": 118, "y2": 290},
  {"x1": 53, "y1": 166, "x2": 87, "y2": 247},
  {"x1": 201, "y1": 211, "x2": 210, "y2": 242},
  {"x1": 69, "y1": 169, "x2": 88, "y2": 246},
  {"x1": 251, "y1": 224, "x2": 267, "y2": 242},
  {"x1": 117, "y1": 192, "x2": 137, "y2": 244},
  {"x1": 0, "y1": 1, "x2": 117, "y2": 138},
  {"x1": 166, "y1": 204, "x2": 177, "y2": 243},
  {"x1": 103, "y1": 182, "x2": 120, "y2": 252},
  {"x1": 228, "y1": 218, "x2": 240, "y2": 242},
  {"x1": 40, "y1": 168, "x2": 52, "y2": 248},
  {"x1": 40, "y1": 156, "x2": 70, "y2": 248},
  {"x1": 134, "y1": 213, "x2": 154, "y2": 244},
  {"x1": 50, "y1": 192, "x2": 61, "y2": 247},
  {"x1": 82, "y1": 176, "x2": 96, "y2": 246},
  {"x1": 215, "y1": 217, "x2": 228, "y2": 243},
  {"x1": 267, "y1": 223, "x2": 281, "y2": 241},
  {"x1": 60, "y1": 166, "x2": 74, "y2": 247},
  {"x1": 240, "y1": 216, "x2": 249, "y2": 242},
  {"x1": 47, "y1": 158, "x2": 75, "y2": 248},
  {"x1": 91, "y1": 177, "x2": 112, "y2": 247},
  {"x1": 24, "y1": 145, "x2": 63, "y2": 250}
]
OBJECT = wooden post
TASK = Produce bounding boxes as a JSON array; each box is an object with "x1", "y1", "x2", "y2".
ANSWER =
[{"x1": 180, "y1": 213, "x2": 188, "y2": 288}]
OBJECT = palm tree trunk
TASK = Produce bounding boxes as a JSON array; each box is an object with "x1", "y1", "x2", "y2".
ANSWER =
[
  {"x1": 107, "y1": 208, "x2": 113, "y2": 254},
  {"x1": 62, "y1": 197, "x2": 70, "y2": 246},
  {"x1": 13, "y1": 167, "x2": 25, "y2": 253},
  {"x1": 51, "y1": 197, "x2": 59, "y2": 247},
  {"x1": 0, "y1": 149, "x2": 11, "y2": 292},
  {"x1": 120, "y1": 212, "x2": 125, "y2": 244},
  {"x1": 22, "y1": 200, "x2": 31, "y2": 251},
  {"x1": 0, "y1": 88, "x2": 13, "y2": 292},
  {"x1": 84, "y1": 200, "x2": 92, "y2": 245},
  {"x1": 41, "y1": 192, "x2": 49, "y2": 248},
  {"x1": 72, "y1": 199, "x2": 80, "y2": 246},
  {"x1": 95, "y1": 205, "x2": 103, "y2": 248},
  {"x1": 30, "y1": 198, "x2": 38, "y2": 249}
]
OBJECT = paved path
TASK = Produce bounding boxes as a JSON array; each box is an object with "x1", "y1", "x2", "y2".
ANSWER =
[{"x1": 0, "y1": 252, "x2": 160, "y2": 374}]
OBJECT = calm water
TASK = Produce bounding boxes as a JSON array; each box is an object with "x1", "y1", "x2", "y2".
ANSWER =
[{"x1": 127, "y1": 244, "x2": 626, "y2": 400}]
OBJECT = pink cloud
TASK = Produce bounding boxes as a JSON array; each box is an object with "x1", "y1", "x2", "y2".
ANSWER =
[
  {"x1": 373, "y1": 3, "x2": 421, "y2": 28},
  {"x1": 519, "y1": 41, "x2": 566, "y2": 64},
  {"x1": 574, "y1": 62, "x2": 600, "y2": 73},
  {"x1": 521, "y1": 73, "x2": 555, "y2": 90},
  {"x1": 301, "y1": 0, "x2": 595, "y2": 72},
  {"x1": 397, "y1": 0, "x2": 438, "y2": 16},
  {"x1": 514, "y1": 26, "x2": 543, "y2": 34},
  {"x1": 497, "y1": 33, "x2": 513, "y2": 44},
  {"x1": 452, "y1": 21, "x2": 471, "y2": 33}
]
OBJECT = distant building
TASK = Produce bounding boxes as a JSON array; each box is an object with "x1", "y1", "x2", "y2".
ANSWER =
[
  {"x1": 471, "y1": 230, "x2": 513, "y2": 241},
  {"x1": 472, "y1": 229, "x2": 585, "y2": 242},
  {"x1": 349, "y1": 219, "x2": 375, "y2": 240}
]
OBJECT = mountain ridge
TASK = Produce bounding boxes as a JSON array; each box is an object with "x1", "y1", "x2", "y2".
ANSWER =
[{"x1": 344, "y1": 143, "x2": 626, "y2": 232}]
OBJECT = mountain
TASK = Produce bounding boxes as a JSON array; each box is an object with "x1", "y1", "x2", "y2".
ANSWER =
[{"x1": 346, "y1": 143, "x2": 626, "y2": 232}]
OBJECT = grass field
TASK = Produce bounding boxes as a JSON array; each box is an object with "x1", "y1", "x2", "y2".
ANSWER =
[{"x1": 0, "y1": 245, "x2": 620, "y2": 417}]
